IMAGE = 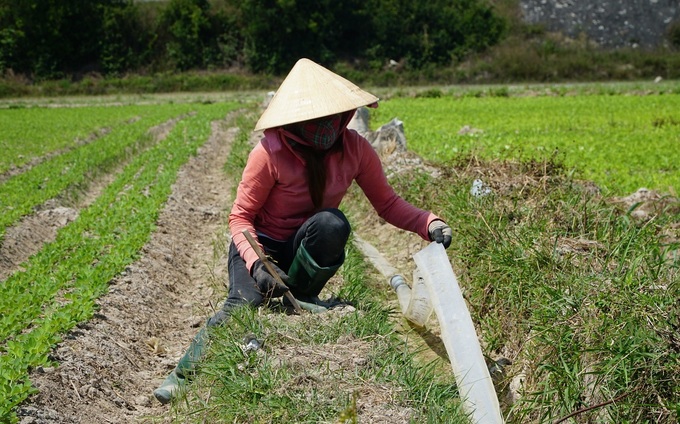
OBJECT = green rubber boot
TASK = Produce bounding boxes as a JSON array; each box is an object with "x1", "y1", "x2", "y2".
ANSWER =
[
  {"x1": 286, "y1": 242, "x2": 343, "y2": 299},
  {"x1": 153, "y1": 369, "x2": 183, "y2": 405},
  {"x1": 154, "y1": 327, "x2": 209, "y2": 405}
]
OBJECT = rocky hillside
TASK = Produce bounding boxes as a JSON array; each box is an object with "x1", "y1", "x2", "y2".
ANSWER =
[{"x1": 519, "y1": 0, "x2": 680, "y2": 48}]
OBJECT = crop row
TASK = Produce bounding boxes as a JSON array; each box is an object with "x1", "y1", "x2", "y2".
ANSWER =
[
  {"x1": 372, "y1": 93, "x2": 680, "y2": 196},
  {"x1": 0, "y1": 105, "x2": 169, "y2": 174},
  {"x1": 0, "y1": 102, "x2": 240, "y2": 421},
  {"x1": 0, "y1": 104, "x2": 200, "y2": 241}
]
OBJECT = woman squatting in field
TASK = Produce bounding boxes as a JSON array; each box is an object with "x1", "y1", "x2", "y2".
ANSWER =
[{"x1": 154, "y1": 58, "x2": 452, "y2": 404}]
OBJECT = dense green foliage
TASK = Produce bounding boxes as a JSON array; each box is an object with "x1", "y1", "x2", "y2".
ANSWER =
[
  {"x1": 2, "y1": 0, "x2": 680, "y2": 96},
  {"x1": 2, "y1": 0, "x2": 680, "y2": 98},
  {"x1": 238, "y1": 0, "x2": 505, "y2": 73},
  {"x1": 0, "y1": 0, "x2": 504, "y2": 78},
  {"x1": 372, "y1": 92, "x2": 680, "y2": 196},
  {"x1": 0, "y1": 0, "x2": 116, "y2": 77}
]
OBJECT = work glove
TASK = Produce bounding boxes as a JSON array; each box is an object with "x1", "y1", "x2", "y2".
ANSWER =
[
  {"x1": 251, "y1": 259, "x2": 290, "y2": 298},
  {"x1": 428, "y1": 219, "x2": 452, "y2": 249}
]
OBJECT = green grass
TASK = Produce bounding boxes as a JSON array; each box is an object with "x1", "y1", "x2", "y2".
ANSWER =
[
  {"x1": 370, "y1": 93, "x2": 680, "y2": 196},
  {"x1": 378, "y1": 150, "x2": 679, "y2": 422},
  {"x1": 172, "y1": 242, "x2": 468, "y2": 423},
  {"x1": 0, "y1": 72, "x2": 275, "y2": 99},
  {"x1": 166, "y1": 88, "x2": 678, "y2": 423}
]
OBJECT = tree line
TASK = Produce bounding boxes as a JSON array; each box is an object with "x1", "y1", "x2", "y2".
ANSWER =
[{"x1": 0, "y1": 0, "x2": 505, "y2": 80}]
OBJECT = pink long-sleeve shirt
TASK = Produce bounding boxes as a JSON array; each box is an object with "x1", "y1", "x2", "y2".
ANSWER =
[{"x1": 229, "y1": 127, "x2": 440, "y2": 271}]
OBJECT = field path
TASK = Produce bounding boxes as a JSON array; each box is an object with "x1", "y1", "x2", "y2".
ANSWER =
[{"x1": 17, "y1": 118, "x2": 237, "y2": 423}]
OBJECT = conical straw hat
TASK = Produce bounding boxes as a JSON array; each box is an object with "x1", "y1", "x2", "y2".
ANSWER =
[{"x1": 254, "y1": 58, "x2": 379, "y2": 131}]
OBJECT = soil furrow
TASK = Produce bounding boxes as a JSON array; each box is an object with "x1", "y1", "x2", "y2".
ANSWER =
[
  {"x1": 17, "y1": 117, "x2": 236, "y2": 424},
  {"x1": 0, "y1": 128, "x2": 114, "y2": 185},
  {"x1": 0, "y1": 118, "x2": 178, "y2": 282}
]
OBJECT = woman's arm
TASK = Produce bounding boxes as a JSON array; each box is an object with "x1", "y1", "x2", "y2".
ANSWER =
[
  {"x1": 353, "y1": 138, "x2": 439, "y2": 240},
  {"x1": 229, "y1": 142, "x2": 277, "y2": 271}
]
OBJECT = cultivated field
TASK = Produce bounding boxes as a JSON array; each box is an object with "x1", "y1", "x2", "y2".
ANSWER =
[{"x1": 1, "y1": 85, "x2": 678, "y2": 423}]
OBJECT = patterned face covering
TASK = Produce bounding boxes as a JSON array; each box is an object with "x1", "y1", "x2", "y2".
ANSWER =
[{"x1": 290, "y1": 113, "x2": 343, "y2": 151}]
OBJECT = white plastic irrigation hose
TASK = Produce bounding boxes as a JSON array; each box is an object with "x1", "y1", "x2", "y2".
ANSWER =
[
  {"x1": 412, "y1": 242, "x2": 504, "y2": 424},
  {"x1": 354, "y1": 235, "x2": 503, "y2": 423},
  {"x1": 389, "y1": 269, "x2": 433, "y2": 327}
]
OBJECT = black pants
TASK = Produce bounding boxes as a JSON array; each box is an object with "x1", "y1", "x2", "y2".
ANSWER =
[{"x1": 207, "y1": 208, "x2": 350, "y2": 327}]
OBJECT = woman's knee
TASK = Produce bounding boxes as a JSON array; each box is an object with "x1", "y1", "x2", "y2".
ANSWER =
[
  {"x1": 317, "y1": 208, "x2": 351, "y2": 240},
  {"x1": 300, "y1": 209, "x2": 350, "y2": 266}
]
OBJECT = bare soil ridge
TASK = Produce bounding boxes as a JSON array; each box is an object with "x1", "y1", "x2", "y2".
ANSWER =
[
  {"x1": 0, "y1": 127, "x2": 111, "y2": 185},
  {"x1": 0, "y1": 118, "x2": 177, "y2": 282},
  {"x1": 17, "y1": 119, "x2": 236, "y2": 424}
]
